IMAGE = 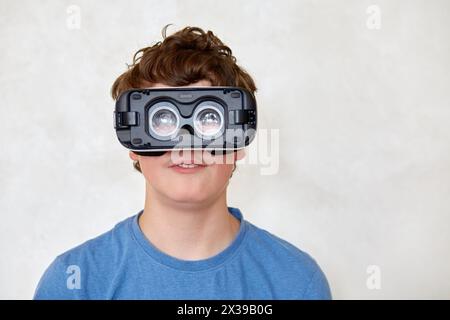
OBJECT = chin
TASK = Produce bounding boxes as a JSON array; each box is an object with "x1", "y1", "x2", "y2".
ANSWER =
[
  {"x1": 166, "y1": 183, "x2": 218, "y2": 203},
  {"x1": 168, "y1": 192, "x2": 212, "y2": 205}
]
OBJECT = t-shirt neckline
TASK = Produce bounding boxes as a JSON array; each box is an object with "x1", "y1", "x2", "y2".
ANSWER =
[{"x1": 130, "y1": 206, "x2": 248, "y2": 272}]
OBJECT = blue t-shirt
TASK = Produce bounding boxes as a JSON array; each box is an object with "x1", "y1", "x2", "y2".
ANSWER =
[{"x1": 34, "y1": 207, "x2": 331, "y2": 299}]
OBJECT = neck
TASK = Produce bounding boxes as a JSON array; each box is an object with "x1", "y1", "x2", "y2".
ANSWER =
[{"x1": 139, "y1": 182, "x2": 241, "y2": 260}]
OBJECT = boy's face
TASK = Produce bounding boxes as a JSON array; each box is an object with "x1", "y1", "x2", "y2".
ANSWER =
[{"x1": 129, "y1": 80, "x2": 245, "y2": 205}]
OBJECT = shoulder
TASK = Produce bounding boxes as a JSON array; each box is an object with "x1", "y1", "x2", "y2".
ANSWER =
[
  {"x1": 243, "y1": 221, "x2": 332, "y2": 299},
  {"x1": 33, "y1": 215, "x2": 134, "y2": 300}
]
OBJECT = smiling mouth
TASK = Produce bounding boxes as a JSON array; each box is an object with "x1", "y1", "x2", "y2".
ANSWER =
[
  {"x1": 176, "y1": 163, "x2": 203, "y2": 169},
  {"x1": 169, "y1": 162, "x2": 208, "y2": 173}
]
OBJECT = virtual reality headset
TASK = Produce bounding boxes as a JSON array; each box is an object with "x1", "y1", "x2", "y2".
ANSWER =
[{"x1": 114, "y1": 86, "x2": 257, "y2": 156}]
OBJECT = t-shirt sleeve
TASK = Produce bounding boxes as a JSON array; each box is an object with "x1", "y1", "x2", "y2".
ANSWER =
[
  {"x1": 302, "y1": 267, "x2": 332, "y2": 300},
  {"x1": 33, "y1": 257, "x2": 84, "y2": 300}
]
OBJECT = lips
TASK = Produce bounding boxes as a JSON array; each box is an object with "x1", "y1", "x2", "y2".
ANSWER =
[
  {"x1": 176, "y1": 163, "x2": 201, "y2": 169},
  {"x1": 169, "y1": 161, "x2": 207, "y2": 174}
]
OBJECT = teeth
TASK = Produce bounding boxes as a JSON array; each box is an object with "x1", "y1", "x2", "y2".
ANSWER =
[{"x1": 177, "y1": 163, "x2": 199, "y2": 168}]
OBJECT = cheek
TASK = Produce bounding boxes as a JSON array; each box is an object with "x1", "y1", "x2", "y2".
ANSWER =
[
  {"x1": 205, "y1": 164, "x2": 235, "y2": 198},
  {"x1": 208, "y1": 164, "x2": 234, "y2": 185},
  {"x1": 138, "y1": 158, "x2": 166, "y2": 183}
]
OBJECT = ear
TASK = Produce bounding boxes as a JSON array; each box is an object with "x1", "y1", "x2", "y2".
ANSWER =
[
  {"x1": 129, "y1": 151, "x2": 139, "y2": 161},
  {"x1": 235, "y1": 149, "x2": 246, "y2": 161}
]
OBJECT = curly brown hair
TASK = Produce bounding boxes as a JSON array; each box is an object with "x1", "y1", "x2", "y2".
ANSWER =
[{"x1": 111, "y1": 25, "x2": 257, "y2": 173}]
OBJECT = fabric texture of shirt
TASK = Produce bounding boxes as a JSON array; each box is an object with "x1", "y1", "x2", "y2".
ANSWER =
[{"x1": 34, "y1": 207, "x2": 331, "y2": 299}]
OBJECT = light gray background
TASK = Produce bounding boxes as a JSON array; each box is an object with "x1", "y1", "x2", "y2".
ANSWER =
[{"x1": 1, "y1": 0, "x2": 449, "y2": 299}]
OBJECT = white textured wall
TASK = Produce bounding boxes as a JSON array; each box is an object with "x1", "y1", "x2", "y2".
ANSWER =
[{"x1": 1, "y1": 0, "x2": 449, "y2": 299}]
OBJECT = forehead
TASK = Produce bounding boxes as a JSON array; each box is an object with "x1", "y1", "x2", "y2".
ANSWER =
[{"x1": 140, "y1": 79, "x2": 212, "y2": 89}]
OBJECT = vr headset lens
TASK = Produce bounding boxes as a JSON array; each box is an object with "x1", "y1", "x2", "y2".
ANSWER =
[
  {"x1": 149, "y1": 104, "x2": 180, "y2": 139},
  {"x1": 193, "y1": 104, "x2": 224, "y2": 139}
]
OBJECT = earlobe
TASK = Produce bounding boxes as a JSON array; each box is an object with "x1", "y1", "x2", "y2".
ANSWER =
[
  {"x1": 129, "y1": 151, "x2": 139, "y2": 161},
  {"x1": 235, "y1": 149, "x2": 246, "y2": 161}
]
